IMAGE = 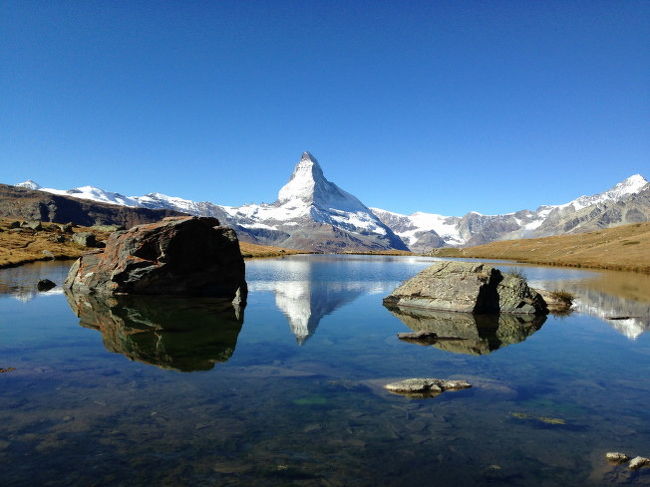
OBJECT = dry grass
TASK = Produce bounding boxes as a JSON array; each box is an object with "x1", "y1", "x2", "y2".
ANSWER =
[
  {"x1": 0, "y1": 218, "x2": 110, "y2": 268},
  {"x1": 432, "y1": 222, "x2": 650, "y2": 274},
  {"x1": 0, "y1": 217, "x2": 309, "y2": 267},
  {"x1": 239, "y1": 241, "x2": 308, "y2": 258},
  {"x1": 340, "y1": 249, "x2": 416, "y2": 256}
]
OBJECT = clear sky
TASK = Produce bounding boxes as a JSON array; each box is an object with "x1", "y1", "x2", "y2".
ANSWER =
[{"x1": 2, "y1": 1, "x2": 648, "y2": 216}]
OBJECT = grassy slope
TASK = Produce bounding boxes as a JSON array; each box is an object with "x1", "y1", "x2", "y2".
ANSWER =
[
  {"x1": 0, "y1": 218, "x2": 307, "y2": 268},
  {"x1": 239, "y1": 241, "x2": 307, "y2": 258},
  {"x1": 432, "y1": 222, "x2": 650, "y2": 273},
  {"x1": 0, "y1": 218, "x2": 109, "y2": 268}
]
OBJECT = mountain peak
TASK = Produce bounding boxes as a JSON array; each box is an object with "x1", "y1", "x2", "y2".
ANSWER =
[
  {"x1": 16, "y1": 180, "x2": 41, "y2": 190},
  {"x1": 615, "y1": 174, "x2": 648, "y2": 192},
  {"x1": 278, "y1": 152, "x2": 327, "y2": 203}
]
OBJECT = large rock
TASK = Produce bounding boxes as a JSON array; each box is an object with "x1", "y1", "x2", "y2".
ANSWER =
[
  {"x1": 65, "y1": 216, "x2": 247, "y2": 302},
  {"x1": 383, "y1": 261, "x2": 547, "y2": 315}
]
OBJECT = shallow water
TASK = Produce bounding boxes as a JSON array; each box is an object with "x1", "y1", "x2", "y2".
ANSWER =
[{"x1": 0, "y1": 255, "x2": 649, "y2": 486}]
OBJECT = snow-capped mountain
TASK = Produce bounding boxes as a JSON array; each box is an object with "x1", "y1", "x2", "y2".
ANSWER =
[
  {"x1": 14, "y1": 156, "x2": 649, "y2": 252},
  {"x1": 16, "y1": 152, "x2": 407, "y2": 252},
  {"x1": 372, "y1": 174, "x2": 650, "y2": 251}
]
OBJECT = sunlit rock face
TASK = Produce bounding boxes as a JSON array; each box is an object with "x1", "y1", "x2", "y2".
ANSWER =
[
  {"x1": 65, "y1": 292, "x2": 245, "y2": 371},
  {"x1": 384, "y1": 261, "x2": 548, "y2": 315},
  {"x1": 386, "y1": 306, "x2": 546, "y2": 355}
]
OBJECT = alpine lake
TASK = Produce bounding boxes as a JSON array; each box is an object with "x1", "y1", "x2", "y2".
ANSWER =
[{"x1": 1, "y1": 254, "x2": 649, "y2": 486}]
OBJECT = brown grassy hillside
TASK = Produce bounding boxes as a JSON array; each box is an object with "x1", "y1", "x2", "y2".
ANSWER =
[
  {"x1": 239, "y1": 241, "x2": 307, "y2": 258},
  {"x1": 433, "y1": 222, "x2": 650, "y2": 273},
  {"x1": 0, "y1": 218, "x2": 110, "y2": 268},
  {"x1": 0, "y1": 217, "x2": 307, "y2": 268}
]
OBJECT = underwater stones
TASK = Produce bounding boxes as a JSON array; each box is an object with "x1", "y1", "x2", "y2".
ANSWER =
[
  {"x1": 629, "y1": 456, "x2": 650, "y2": 470},
  {"x1": 36, "y1": 279, "x2": 56, "y2": 292},
  {"x1": 383, "y1": 261, "x2": 548, "y2": 315},
  {"x1": 605, "y1": 452, "x2": 629, "y2": 463},
  {"x1": 65, "y1": 216, "x2": 247, "y2": 302},
  {"x1": 384, "y1": 378, "x2": 471, "y2": 397}
]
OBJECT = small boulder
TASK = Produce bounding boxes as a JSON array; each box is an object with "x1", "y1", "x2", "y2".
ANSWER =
[
  {"x1": 9, "y1": 221, "x2": 21, "y2": 229},
  {"x1": 37, "y1": 279, "x2": 57, "y2": 292},
  {"x1": 629, "y1": 456, "x2": 650, "y2": 470},
  {"x1": 384, "y1": 261, "x2": 547, "y2": 315},
  {"x1": 21, "y1": 220, "x2": 43, "y2": 231},
  {"x1": 65, "y1": 216, "x2": 247, "y2": 303},
  {"x1": 384, "y1": 378, "x2": 471, "y2": 397},
  {"x1": 605, "y1": 452, "x2": 629, "y2": 464},
  {"x1": 59, "y1": 223, "x2": 74, "y2": 234},
  {"x1": 72, "y1": 232, "x2": 97, "y2": 247}
]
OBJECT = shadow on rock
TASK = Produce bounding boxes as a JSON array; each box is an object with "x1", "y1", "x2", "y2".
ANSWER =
[
  {"x1": 65, "y1": 291, "x2": 245, "y2": 372},
  {"x1": 386, "y1": 305, "x2": 546, "y2": 356}
]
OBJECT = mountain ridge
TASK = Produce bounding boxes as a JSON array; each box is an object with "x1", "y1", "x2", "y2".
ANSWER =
[{"x1": 13, "y1": 155, "x2": 649, "y2": 252}]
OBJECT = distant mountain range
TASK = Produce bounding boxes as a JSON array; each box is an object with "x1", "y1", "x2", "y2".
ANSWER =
[{"x1": 13, "y1": 152, "x2": 650, "y2": 252}]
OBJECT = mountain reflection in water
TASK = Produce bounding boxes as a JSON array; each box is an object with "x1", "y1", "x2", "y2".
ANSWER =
[
  {"x1": 248, "y1": 257, "x2": 393, "y2": 344},
  {"x1": 65, "y1": 292, "x2": 245, "y2": 371},
  {"x1": 386, "y1": 305, "x2": 546, "y2": 355},
  {"x1": 530, "y1": 270, "x2": 650, "y2": 339}
]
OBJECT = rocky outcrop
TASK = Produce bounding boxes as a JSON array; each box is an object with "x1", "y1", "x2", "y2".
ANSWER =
[
  {"x1": 65, "y1": 216, "x2": 247, "y2": 301},
  {"x1": 384, "y1": 261, "x2": 548, "y2": 315},
  {"x1": 384, "y1": 378, "x2": 471, "y2": 397},
  {"x1": 66, "y1": 292, "x2": 244, "y2": 372},
  {"x1": 387, "y1": 306, "x2": 545, "y2": 355},
  {"x1": 0, "y1": 183, "x2": 185, "y2": 228}
]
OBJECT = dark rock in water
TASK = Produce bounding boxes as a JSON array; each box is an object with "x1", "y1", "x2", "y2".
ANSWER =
[
  {"x1": 65, "y1": 291, "x2": 245, "y2": 372},
  {"x1": 384, "y1": 378, "x2": 471, "y2": 398},
  {"x1": 386, "y1": 305, "x2": 545, "y2": 355},
  {"x1": 384, "y1": 261, "x2": 548, "y2": 315},
  {"x1": 72, "y1": 232, "x2": 98, "y2": 247},
  {"x1": 396, "y1": 331, "x2": 442, "y2": 345},
  {"x1": 36, "y1": 279, "x2": 57, "y2": 292},
  {"x1": 65, "y1": 216, "x2": 247, "y2": 302}
]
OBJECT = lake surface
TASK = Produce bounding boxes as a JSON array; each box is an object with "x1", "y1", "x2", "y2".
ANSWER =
[{"x1": 1, "y1": 255, "x2": 649, "y2": 486}]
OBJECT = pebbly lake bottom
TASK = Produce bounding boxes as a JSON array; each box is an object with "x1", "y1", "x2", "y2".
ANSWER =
[{"x1": 0, "y1": 255, "x2": 649, "y2": 486}]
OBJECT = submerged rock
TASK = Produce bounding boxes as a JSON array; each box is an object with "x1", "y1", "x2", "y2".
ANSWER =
[
  {"x1": 629, "y1": 456, "x2": 650, "y2": 470},
  {"x1": 605, "y1": 452, "x2": 630, "y2": 463},
  {"x1": 383, "y1": 261, "x2": 547, "y2": 315},
  {"x1": 387, "y1": 306, "x2": 546, "y2": 355},
  {"x1": 65, "y1": 216, "x2": 247, "y2": 302},
  {"x1": 384, "y1": 378, "x2": 471, "y2": 397},
  {"x1": 36, "y1": 279, "x2": 56, "y2": 292}
]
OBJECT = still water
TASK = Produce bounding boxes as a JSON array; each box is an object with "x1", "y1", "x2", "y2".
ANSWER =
[{"x1": 0, "y1": 255, "x2": 649, "y2": 486}]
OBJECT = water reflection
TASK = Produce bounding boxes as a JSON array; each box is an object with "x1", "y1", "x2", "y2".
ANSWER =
[
  {"x1": 65, "y1": 292, "x2": 245, "y2": 371},
  {"x1": 530, "y1": 271, "x2": 650, "y2": 339},
  {"x1": 248, "y1": 257, "x2": 394, "y2": 344},
  {"x1": 386, "y1": 305, "x2": 546, "y2": 355}
]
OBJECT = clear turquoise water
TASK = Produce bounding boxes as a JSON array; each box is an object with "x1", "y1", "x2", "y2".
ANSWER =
[{"x1": 0, "y1": 255, "x2": 649, "y2": 486}]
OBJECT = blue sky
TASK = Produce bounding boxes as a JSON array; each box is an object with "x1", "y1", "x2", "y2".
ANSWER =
[{"x1": 2, "y1": 1, "x2": 648, "y2": 215}]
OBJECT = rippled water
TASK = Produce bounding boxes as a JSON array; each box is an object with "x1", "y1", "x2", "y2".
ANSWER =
[{"x1": 0, "y1": 255, "x2": 649, "y2": 486}]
